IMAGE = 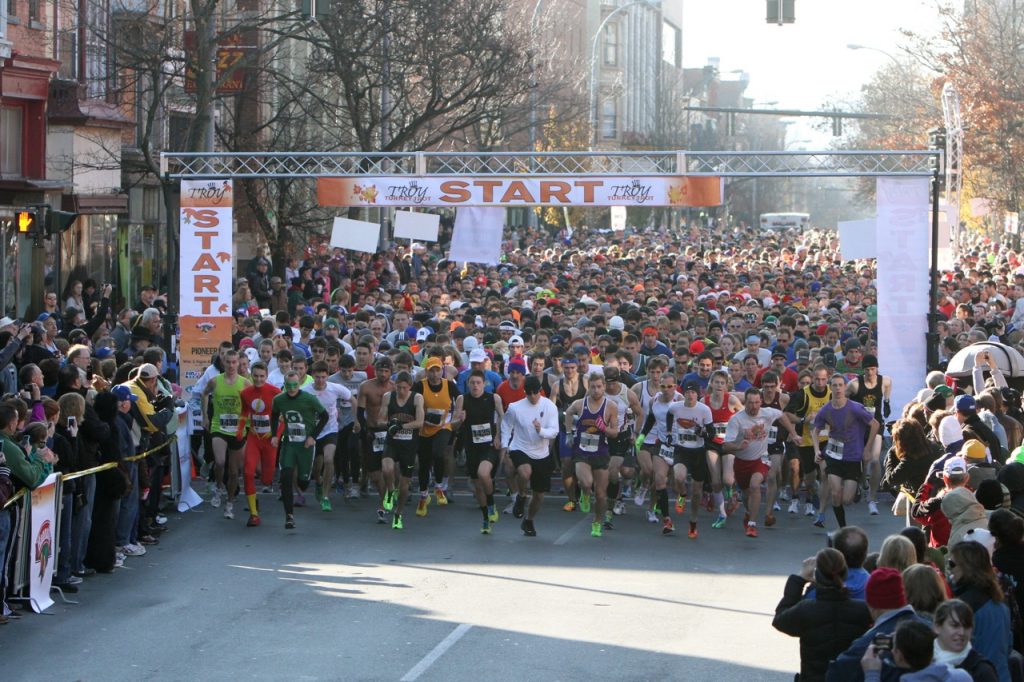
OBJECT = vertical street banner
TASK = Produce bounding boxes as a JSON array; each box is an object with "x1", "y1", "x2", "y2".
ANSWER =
[
  {"x1": 29, "y1": 473, "x2": 59, "y2": 613},
  {"x1": 179, "y1": 180, "x2": 234, "y2": 396},
  {"x1": 876, "y1": 177, "x2": 930, "y2": 415}
]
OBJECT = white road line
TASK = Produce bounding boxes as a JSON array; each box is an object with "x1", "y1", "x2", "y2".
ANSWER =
[
  {"x1": 553, "y1": 516, "x2": 592, "y2": 546},
  {"x1": 400, "y1": 623, "x2": 473, "y2": 681}
]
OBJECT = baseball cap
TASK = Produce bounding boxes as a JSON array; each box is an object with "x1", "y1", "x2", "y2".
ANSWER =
[
  {"x1": 96, "y1": 347, "x2": 115, "y2": 359},
  {"x1": 959, "y1": 439, "x2": 988, "y2": 462},
  {"x1": 682, "y1": 379, "x2": 701, "y2": 393},
  {"x1": 111, "y1": 385, "x2": 137, "y2": 402},
  {"x1": 323, "y1": 318, "x2": 340, "y2": 330},
  {"x1": 416, "y1": 327, "x2": 433, "y2": 342},
  {"x1": 954, "y1": 394, "x2": 977, "y2": 414},
  {"x1": 509, "y1": 335, "x2": 524, "y2": 346},
  {"x1": 469, "y1": 348, "x2": 487, "y2": 363},
  {"x1": 137, "y1": 363, "x2": 159, "y2": 379},
  {"x1": 771, "y1": 348, "x2": 787, "y2": 359},
  {"x1": 796, "y1": 350, "x2": 811, "y2": 362},
  {"x1": 943, "y1": 455, "x2": 968, "y2": 476},
  {"x1": 424, "y1": 357, "x2": 443, "y2": 370}
]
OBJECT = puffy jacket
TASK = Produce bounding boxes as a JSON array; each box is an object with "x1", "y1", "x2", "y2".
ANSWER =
[
  {"x1": 772, "y1": 575, "x2": 872, "y2": 682},
  {"x1": 942, "y1": 487, "x2": 989, "y2": 547},
  {"x1": 827, "y1": 606, "x2": 929, "y2": 682},
  {"x1": 913, "y1": 476, "x2": 954, "y2": 547}
]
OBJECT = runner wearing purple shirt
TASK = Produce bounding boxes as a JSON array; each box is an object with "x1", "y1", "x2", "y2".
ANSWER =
[{"x1": 812, "y1": 374, "x2": 879, "y2": 528}]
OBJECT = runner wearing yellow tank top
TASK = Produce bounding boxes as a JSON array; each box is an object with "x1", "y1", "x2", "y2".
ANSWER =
[
  {"x1": 784, "y1": 366, "x2": 832, "y2": 524},
  {"x1": 202, "y1": 350, "x2": 252, "y2": 520}
]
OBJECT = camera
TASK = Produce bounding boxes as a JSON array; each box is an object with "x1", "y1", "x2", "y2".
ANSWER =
[{"x1": 872, "y1": 633, "x2": 893, "y2": 651}]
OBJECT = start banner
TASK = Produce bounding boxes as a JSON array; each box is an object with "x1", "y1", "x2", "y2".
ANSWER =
[
  {"x1": 29, "y1": 473, "x2": 58, "y2": 613},
  {"x1": 317, "y1": 176, "x2": 722, "y2": 208},
  {"x1": 178, "y1": 180, "x2": 234, "y2": 395}
]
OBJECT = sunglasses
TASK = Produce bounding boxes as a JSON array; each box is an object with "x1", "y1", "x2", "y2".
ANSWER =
[
  {"x1": 947, "y1": 559, "x2": 957, "y2": 570},
  {"x1": 660, "y1": 383, "x2": 676, "y2": 389}
]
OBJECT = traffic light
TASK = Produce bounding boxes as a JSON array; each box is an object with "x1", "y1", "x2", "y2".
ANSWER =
[
  {"x1": 16, "y1": 210, "x2": 37, "y2": 235},
  {"x1": 46, "y1": 209, "x2": 77, "y2": 236},
  {"x1": 767, "y1": 0, "x2": 795, "y2": 24}
]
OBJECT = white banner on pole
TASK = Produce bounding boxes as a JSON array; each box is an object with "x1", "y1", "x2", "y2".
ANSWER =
[
  {"x1": 449, "y1": 207, "x2": 504, "y2": 265},
  {"x1": 610, "y1": 206, "x2": 627, "y2": 231},
  {"x1": 394, "y1": 211, "x2": 440, "y2": 242},
  {"x1": 876, "y1": 177, "x2": 930, "y2": 415},
  {"x1": 330, "y1": 217, "x2": 380, "y2": 254},
  {"x1": 29, "y1": 473, "x2": 59, "y2": 612},
  {"x1": 838, "y1": 219, "x2": 876, "y2": 260},
  {"x1": 175, "y1": 407, "x2": 203, "y2": 511}
]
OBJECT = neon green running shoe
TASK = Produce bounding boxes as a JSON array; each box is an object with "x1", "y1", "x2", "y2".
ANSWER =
[
  {"x1": 580, "y1": 492, "x2": 592, "y2": 514},
  {"x1": 591, "y1": 521, "x2": 602, "y2": 538},
  {"x1": 392, "y1": 513, "x2": 403, "y2": 530},
  {"x1": 382, "y1": 490, "x2": 394, "y2": 511}
]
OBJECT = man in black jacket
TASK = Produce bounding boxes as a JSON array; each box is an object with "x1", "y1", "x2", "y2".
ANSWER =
[{"x1": 955, "y1": 394, "x2": 1003, "y2": 463}]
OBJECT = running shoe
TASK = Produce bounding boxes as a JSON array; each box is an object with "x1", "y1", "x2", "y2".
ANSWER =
[
  {"x1": 804, "y1": 502, "x2": 816, "y2": 517},
  {"x1": 113, "y1": 556, "x2": 125, "y2": 568},
  {"x1": 247, "y1": 515, "x2": 261, "y2": 527},
  {"x1": 868, "y1": 500, "x2": 879, "y2": 515},
  {"x1": 745, "y1": 523, "x2": 759, "y2": 538},
  {"x1": 224, "y1": 501, "x2": 234, "y2": 520},
  {"x1": 376, "y1": 509, "x2": 387, "y2": 524},
  {"x1": 382, "y1": 490, "x2": 395, "y2": 511},
  {"x1": 662, "y1": 517, "x2": 675, "y2": 535},
  {"x1": 591, "y1": 521, "x2": 603, "y2": 538},
  {"x1": 711, "y1": 514, "x2": 727, "y2": 529},
  {"x1": 788, "y1": 499, "x2": 800, "y2": 515},
  {"x1": 153, "y1": 514, "x2": 168, "y2": 526},
  {"x1": 725, "y1": 494, "x2": 741, "y2": 516},
  {"x1": 122, "y1": 543, "x2": 146, "y2": 557},
  {"x1": 294, "y1": 492, "x2": 306, "y2": 507},
  {"x1": 688, "y1": 522, "x2": 698, "y2": 539},
  {"x1": 416, "y1": 496, "x2": 430, "y2": 517},
  {"x1": 675, "y1": 497, "x2": 686, "y2": 514},
  {"x1": 779, "y1": 486, "x2": 791, "y2": 502},
  {"x1": 765, "y1": 512, "x2": 777, "y2": 527},
  {"x1": 321, "y1": 497, "x2": 332, "y2": 512},
  {"x1": 261, "y1": 485, "x2": 274, "y2": 494},
  {"x1": 772, "y1": 501, "x2": 781, "y2": 512},
  {"x1": 813, "y1": 513, "x2": 826, "y2": 528},
  {"x1": 210, "y1": 487, "x2": 222, "y2": 508},
  {"x1": 622, "y1": 483, "x2": 633, "y2": 499},
  {"x1": 613, "y1": 500, "x2": 626, "y2": 516},
  {"x1": 348, "y1": 484, "x2": 361, "y2": 499},
  {"x1": 285, "y1": 515, "x2": 296, "y2": 529},
  {"x1": 481, "y1": 519, "x2": 492, "y2": 535},
  {"x1": 487, "y1": 505, "x2": 498, "y2": 523},
  {"x1": 513, "y1": 495, "x2": 526, "y2": 519},
  {"x1": 436, "y1": 489, "x2": 449, "y2": 505},
  {"x1": 579, "y1": 492, "x2": 592, "y2": 513},
  {"x1": 646, "y1": 510, "x2": 659, "y2": 523},
  {"x1": 503, "y1": 499, "x2": 515, "y2": 515},
  {"x1": 634, "y1": 486, "x2": 648, "y2": 506},
  {"x1": 521, "y1": 519, "x2": 537, "y2": 536},
  {"x1": 562, "y1": 500, "x2": 577, "y2": 512},
  {"x1": 603, "y1": 511, "x2": 614, "y2": 530},
  {"x1": 392, "y1": 514, "x2": 403, "y2": 530}
]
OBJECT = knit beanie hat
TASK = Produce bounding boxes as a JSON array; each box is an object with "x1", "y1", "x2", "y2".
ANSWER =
[
  {"x1": 865, "y1": 567, "x2": 906, "y2": 610},
  {"x1": 507, "y1": 359, "x2": 527, "y2": 375},
  {"x1": 975, "y1": 479, "x2": 1007, "y2": 511}
]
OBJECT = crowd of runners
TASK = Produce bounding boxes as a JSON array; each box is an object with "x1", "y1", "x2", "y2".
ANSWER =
[{"x1": 4, "y1": 220, "x2": 1024, "y2": 678}]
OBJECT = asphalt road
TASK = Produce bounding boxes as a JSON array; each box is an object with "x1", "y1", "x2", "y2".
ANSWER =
[{"x1": 0, "y1": 485, "x2": 904, "y2": 681}]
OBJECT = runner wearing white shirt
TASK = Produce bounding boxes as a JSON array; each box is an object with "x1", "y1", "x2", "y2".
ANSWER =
[
  {"x1": 304, "y1": 361, "x2": 351, "y2": 512},
  {"x1": 329, "y1": 355, "x2": 367, "y2": 498},
  {"x1": 636, "y1": 373, "x2": 682, "y2": 528},
  {"x1": 668, "y1": 379, "x2": 714, "y2": 539},
  {"x1": 722, "y1": 388, "x2": 798, "y2": 538},
  {"x1": 500, "y1": 376, "x2": 559, "y2": 537}
]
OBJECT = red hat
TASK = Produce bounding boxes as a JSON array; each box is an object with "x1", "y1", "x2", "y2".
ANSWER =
[
  {"x1": 689, "y1": 340, "x2": 705, "y2": 355},
  {"x1": 865, "y1": 568, "x2": 906, "y2": 610},
  {"x1": 642, "y1": 326, "x2": 658, "y2": 337},
  {"x1": 815, "y1": 323, "x2": 829, "y2": 337}
]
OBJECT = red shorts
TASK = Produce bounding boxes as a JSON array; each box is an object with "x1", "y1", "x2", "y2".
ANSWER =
[{"x1": 734, "y1": 457, "x2": 770, "y2": 490}]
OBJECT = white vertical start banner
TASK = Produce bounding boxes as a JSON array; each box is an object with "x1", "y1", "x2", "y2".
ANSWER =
[
  {"x1": 876, "y1": 177, "x2": 930, "y2": 415},
  {"x1": 179, "y1": 180, "x2": 234, "y2": 395}
]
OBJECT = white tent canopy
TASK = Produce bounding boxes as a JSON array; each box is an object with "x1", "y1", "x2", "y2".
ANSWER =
[{"x1": 946, "y1": 342, "x2": 1024, "y2": 378}]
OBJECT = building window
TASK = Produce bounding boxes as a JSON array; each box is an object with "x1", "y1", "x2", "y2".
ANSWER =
[
  {"x1": 58, "y1": 28, "x2": 79, "y2": 80},
  {"x1": 7, "y1": 0, "x2": 15, "y2": 20},
  {"x1": 27, "y1": 0, "x2": 38, "y2": 24},
  {"x1": 601, "y1": 98, "x2": 618, "y2": 140},
  {"x1": 602, "y1": 21, "x2": 618, "y2": 66},
  {"x1": 662, "y1": 22, "x2": 681, "y2": 67},
  {"x1": 0, "y1": 106, "x2": 23, "y2": 176}
]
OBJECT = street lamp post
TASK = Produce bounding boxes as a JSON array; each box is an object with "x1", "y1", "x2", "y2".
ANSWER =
[
  {"x1": 589, "y1": 0, "x2": 661, "y2": 147},
  {"x1": 527, "y1": 0, "x2": 544, "y2": 229}
]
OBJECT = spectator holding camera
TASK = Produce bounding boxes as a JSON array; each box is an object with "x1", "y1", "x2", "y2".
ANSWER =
[
  {"x1": 860, "y1": 620, "x2": 972, "y2": 681},
  {"x1": 773, "y1": 547, "x2": 872, "y2": 681}
]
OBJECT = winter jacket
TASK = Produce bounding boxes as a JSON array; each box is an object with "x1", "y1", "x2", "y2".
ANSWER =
[
  {"x1": 955, "y1": 585, "x2": 1012, "y2": 682},
  {"x1": 993, "y1": 544, "x2": 1024, "y2": 628},
  {"x1": 882, "y1": 442, "x2": 940, "y2": 494},
  {"x1": 913, "y1": 476, "x2": 955, "y2": 547},
  {"x1": 956, "y1": 649, "x2": 999, "y2": 682},
  {"x1": 942, "y1": 487, "x2": 989, "y2": 547},
  {"x1": 864, "y1": 662, "x2": 972, "y2": 682},
  {"x1": 773, "y1": 575, "x2": 872, "y2": 682},
  {"x1": 826, "y1": 605, "x2": 929, "y2": 682},
  {"x1": 0, "y1": 430, "x2": 51, "y2": 489}
]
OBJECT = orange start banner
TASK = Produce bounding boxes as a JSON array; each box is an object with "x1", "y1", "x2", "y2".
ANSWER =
[
  {"x1": 178, "y1": 180, "x2": 233, "y2": 394},
  {"x1": 317, "y1": 176, "x2": 722, "y2": 208}
]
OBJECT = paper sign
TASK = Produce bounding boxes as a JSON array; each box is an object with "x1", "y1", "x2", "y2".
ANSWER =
[
  {"x1": 610, "y1": 206, "x2": 627, "y2": 231},
  {"x1": 394, "y1": 211, "x2": 441, "y2": 242},
  {"x1": 330, "y1": 217, "x2": 380, "y2": 254},
  {"x1": 838, "y1": 219, "x2": 877, "y2": 260},
  {"x1": 449, "y1": 207, "x2": 504, "y2": 265}
]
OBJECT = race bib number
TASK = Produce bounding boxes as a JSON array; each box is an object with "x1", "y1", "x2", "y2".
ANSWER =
[
  {"x1": 713, "y1": 423, "x2": 727, "y2": 439},
  {"x1": 425, "y1": 408, "x2": 445, "y2": 426},
  {"x1": 287, "y1": 421, "x2": 306, "y2": 443},
  {"x1": 825, "y1": 438, "x2": 845, "y2": 460},
  {"x1": 679, "y1": 428, "x2": 702, "y2": 446},
  {"x1": 394, "y1": 428, "x2": 414, "y2": 441},
  {"x1": 471, "y1": 423, "x2": 493, "y2": 445},
  {"x1": 190, "y1": 403, "x2": 204, "y2": 430},
  {"x1": 660, "y1": 444, "x2": 675, "y2": 461},
  {"x1": 372, "y1": 431, "x2": 386, "y2": 453},
  {"x1": 252, "y1": 415, "x2": 271, "y2": 435},
  {"x1": 768, "y1": 426, "x2": 779, "y2": 442},
  {"x1": 579, "y1": 431, "x2": 601, "y2": 453},
  {"x1": 219, "y1": 414, "x2": 239, "y2": 431}
]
